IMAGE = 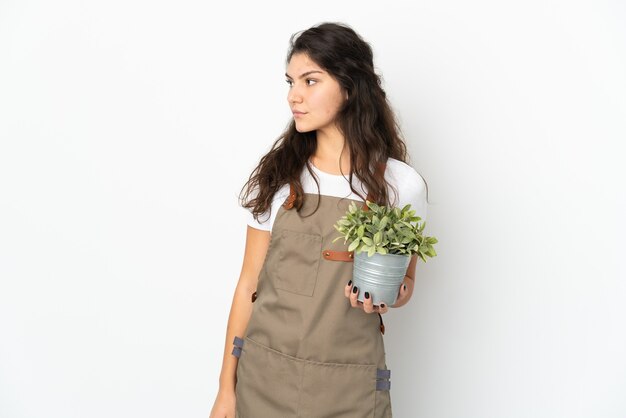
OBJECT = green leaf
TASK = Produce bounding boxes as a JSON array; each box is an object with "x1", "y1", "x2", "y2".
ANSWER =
[{"x1": 330, "y1": 199, "x2": 437, "y2": 263}]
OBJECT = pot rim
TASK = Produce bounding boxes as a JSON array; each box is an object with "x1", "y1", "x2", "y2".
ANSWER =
[{"x1": 355, "y1": 251, "x2": 411, "y2": 258}]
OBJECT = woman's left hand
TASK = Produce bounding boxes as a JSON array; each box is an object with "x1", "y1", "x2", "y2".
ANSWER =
[{"x1": 344, "y1": 276, "x2": 413, "y2": 314}]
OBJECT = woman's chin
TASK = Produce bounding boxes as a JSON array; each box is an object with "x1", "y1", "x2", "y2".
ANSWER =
[{"x1": 294, "y1": 123, "x2": 314, "y2": 133}]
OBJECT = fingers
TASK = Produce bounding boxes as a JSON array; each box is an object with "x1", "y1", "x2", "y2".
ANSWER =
[
  {"x1": 362, "y1": 290, "x2": 375, "y2": 313},
  {"x1": 365, "y1": 293, "x2": 389, "y2": 314},
  {"x1": 349, "y1": 282, "x2": 360, "y2": 308},
  {"x1": 345, "y1": 279, "x2": 389, "y2": 314},
  {"x1": 344, "y1": 280, "x2": 352, "y2": 298}
]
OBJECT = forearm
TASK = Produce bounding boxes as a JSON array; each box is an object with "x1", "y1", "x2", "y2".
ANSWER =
[{"x1": 217, "y1": 280, "x2": 256, "y2": 390}]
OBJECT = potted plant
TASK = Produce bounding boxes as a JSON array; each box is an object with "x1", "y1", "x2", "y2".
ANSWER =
[{"x1": 332, "y1": 200, "x2": 438, "y2": 306}]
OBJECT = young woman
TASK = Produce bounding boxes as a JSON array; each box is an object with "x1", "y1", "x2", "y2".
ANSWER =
[{"x1": 209, "y1": 22, "x2": 429, "y2": 418}]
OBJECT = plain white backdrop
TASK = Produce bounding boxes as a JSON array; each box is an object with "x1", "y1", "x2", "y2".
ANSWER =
[{"x1": 1, "y1": 0, "x2": 624, "y2": 417}]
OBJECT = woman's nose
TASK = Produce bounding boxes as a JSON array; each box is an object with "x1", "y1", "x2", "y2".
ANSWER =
[{"x1": 288, "y1": 86, "x2": 303, "y2": 104}]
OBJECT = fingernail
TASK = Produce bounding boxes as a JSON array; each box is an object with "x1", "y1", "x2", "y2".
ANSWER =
[
  {"x1": 352, "y1": 286, "x2": 358, "y2": 294},
  {"x1": 365, "y1": 292, "x2": 370, "y2": 299},
  {"x1": 347, "y1": 280, "x2": 352, "y2": 286}
]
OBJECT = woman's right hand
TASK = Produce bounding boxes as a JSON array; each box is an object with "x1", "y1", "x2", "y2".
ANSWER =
[{"x1": 209, "y1": 388, "x2": 236, "y2": 418}]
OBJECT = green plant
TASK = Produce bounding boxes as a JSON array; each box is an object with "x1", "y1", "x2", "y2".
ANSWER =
[{"x1": 332, "y1": 200, "x2": 438, "y2": 261}]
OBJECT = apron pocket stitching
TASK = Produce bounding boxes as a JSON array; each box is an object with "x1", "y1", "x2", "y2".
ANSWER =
[
  {"x1": 245, "y1": 336, "x2": 377, "y2": 368},
  {"x1": 273, "y1": 229, "x2": 323, "y2": 297}
]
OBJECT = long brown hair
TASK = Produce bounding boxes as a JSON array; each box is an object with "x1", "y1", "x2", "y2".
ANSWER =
[{"x1": 239, "y1": 22, "x2": 428, "y2": 225}]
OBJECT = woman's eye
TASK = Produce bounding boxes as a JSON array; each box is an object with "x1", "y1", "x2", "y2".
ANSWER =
[{"x1": 284, "y1": 79, "x2": 316, "y2": 87}]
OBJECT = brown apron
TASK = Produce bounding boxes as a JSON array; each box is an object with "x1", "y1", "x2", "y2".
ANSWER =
[{"x1": 233, "y1": 163, "x2": 393, "y2": 418}]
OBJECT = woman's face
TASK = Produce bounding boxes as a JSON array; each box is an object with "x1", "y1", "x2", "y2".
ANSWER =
[{"x1": 285, "y1": 53, "x2": 347, "y2": 134}]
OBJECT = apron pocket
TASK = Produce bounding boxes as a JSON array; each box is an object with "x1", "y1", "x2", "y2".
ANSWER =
[
  {"x1": 235, "y1": 337, "x2": 302, "y2": 417},
  {"x1": 274, "y1": 229, "x2": 322, "y2": 297},
  {"x1": 298, "y1": 361, "x2": 377, "y2": 417}
]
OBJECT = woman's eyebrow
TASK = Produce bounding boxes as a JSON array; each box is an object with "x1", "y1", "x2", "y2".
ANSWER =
[{"x1": 285, "y1": 70, "x2": 324, "y2": 79}]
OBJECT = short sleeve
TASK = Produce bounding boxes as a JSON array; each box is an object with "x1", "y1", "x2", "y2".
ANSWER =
[
  {"x1": 389, "y1": 160, "x2": 428, "y2": 222},
  {"x1": 243, "y1": 183, "x2": 291, "y2": 232},
  {"x1": 406, "y1": 171, "x2": 428, "y2": 221},
  {"x1": 246, "y1": 207, "x2": 271, "y2": 231}
]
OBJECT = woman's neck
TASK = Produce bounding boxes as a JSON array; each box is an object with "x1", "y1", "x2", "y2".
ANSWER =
[{"x1": 313, "y1": 127, "x2": 350, "y2": 174}]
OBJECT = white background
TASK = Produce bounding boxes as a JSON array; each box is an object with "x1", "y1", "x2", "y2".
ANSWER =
[{"x1": 1, "y1": 1, "x2": 625, "y2": 417}]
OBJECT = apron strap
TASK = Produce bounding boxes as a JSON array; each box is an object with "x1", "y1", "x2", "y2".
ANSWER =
[
  {"x1": 322, "y1": 250, "x2": 354, "y2": 262},
  {"x1": 283, "y1": 184, "x2": 297, "y2": 209},
  {"x1": 231, "y1": 336, "x2": 244, "y2": 358},
  {"x1": 376, "y1": 368, "x2": 391, "y2": 391},
  {"x1": 376, "y1": 380, "x2": 391, "y2": 391}
]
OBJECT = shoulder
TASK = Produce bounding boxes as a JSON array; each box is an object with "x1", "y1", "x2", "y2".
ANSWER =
[
  {"x1": 244, "y1": 182, "x2": 292, "y2": 231},
  {"x1": 386, "y1": 157, "x2": 421, "y2": 177},
  {"x1": 385, "y1": 158, "x2": 426, "y2": 193},
  {"x1": 385, "y1": 157, "x2": 428, "y2": 220},
  {"x1": 274, "y1": 182, "x2": 292, "y2": 201}
]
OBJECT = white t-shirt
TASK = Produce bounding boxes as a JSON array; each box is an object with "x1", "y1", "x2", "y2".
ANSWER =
[{"x1": 245, "y1": 157, "x2": 428, "y2": 233}]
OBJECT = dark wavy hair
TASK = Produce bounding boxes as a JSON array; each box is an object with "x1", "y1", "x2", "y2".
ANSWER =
[{"x1": 239, "y1": 22, "x2": 429, "y2": 225}]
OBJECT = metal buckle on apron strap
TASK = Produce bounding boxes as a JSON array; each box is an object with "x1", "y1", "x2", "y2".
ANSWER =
[
  {"x1": 231, "y1": 336, "x2": 244, "y2": 358},
  {"x1": 376, "y1": 368, "x2": 391, "y2": 391}
]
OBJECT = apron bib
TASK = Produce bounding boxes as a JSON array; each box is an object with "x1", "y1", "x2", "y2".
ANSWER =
[{"x1": 234, "y1": 164, "x2": 393, "y2": 417}]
